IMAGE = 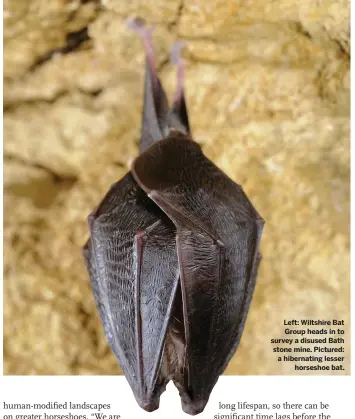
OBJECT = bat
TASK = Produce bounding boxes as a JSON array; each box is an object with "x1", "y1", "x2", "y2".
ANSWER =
[{"x1": 83, "y1": 18, "x2": 264, "y2": 416}]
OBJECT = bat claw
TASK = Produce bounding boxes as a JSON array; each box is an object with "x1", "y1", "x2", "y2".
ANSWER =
[
  {"x1": 126, "y1": 17, "x2": 155, "y2": 40},
  {"x1": 127, "y1": 17, "x2": 157, "y2": 82},
  {"x1": 126, "y1": 17, "x2": 146, "y2": 32}
]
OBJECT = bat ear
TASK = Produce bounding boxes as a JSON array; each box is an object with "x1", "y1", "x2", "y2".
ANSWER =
[
  {"x1": 128, "y1": 18, "x2": 170, "y2": 153},
  {"x1": 169, "y1": 41, "x2": 191, "y2": 136}
]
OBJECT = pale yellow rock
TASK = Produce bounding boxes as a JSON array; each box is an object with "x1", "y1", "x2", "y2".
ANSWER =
[
  {"x1": 4, "y1": 96, "x2": 113, "y2": 177},
  {"x1": 4, "y1": 0, "x2": 350, "y2": 378},
  {"x1": 102, "y1": 0, "x2": 182, "y2": 24},
  {"x1": 4, "y1": 14, "x2": 173, "y2": 106},
  {"x1": 3, "y1": 0, "x2": 98, "y2": 79},
  {"x1": 179, "y1": 0, "x2": 349, "y2": 53}
]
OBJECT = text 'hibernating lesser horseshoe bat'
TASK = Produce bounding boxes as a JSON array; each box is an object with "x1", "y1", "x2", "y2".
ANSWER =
[{"x1": 83, "y1": 17, "x2": 264, "y2": 416}]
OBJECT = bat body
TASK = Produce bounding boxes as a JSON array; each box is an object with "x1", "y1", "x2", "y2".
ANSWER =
[{"x1": 83, "y1": 19, "x2": 264, "y2": 415}]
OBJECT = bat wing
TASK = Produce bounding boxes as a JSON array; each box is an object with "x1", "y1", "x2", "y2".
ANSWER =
[
  {"x1": 83, "y1": 238, "x2": 116, "y2": 352},
  {"x1": 132, "y1": 133, "x2": 264, "y2": 414},
  {"x1": 85, "y1": 173, "x2": 179, "y2": 411}
]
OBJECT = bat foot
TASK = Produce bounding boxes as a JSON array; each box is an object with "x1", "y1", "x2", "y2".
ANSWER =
[
  {"x1": 126, "y1": 17, "x2": 155, "y2": 61},
  {"x1": 127, "y1": 16, "x2": 158, "y2": 98},
  {"x1": 126, "y1": 17, "x2": 147, "y2": 32}
]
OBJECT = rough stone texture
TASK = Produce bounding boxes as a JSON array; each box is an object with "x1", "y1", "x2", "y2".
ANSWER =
[{"x1": 4, "y1": 0, "x2": 350, "y2": 376}]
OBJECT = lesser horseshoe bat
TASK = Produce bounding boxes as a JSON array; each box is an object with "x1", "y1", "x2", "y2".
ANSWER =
[{"x1": 83, "y1": 18, "x2": 264, "y2": 416}]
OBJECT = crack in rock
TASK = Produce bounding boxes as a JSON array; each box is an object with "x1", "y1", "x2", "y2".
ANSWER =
[{"x1": 30, "y1": 27, "x2": 90, "y2": 71}]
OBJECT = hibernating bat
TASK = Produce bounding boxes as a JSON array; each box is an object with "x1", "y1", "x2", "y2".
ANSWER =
[{"x1": 83, "y1": 18, "x2": 264, "y2": 416}]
